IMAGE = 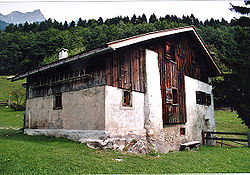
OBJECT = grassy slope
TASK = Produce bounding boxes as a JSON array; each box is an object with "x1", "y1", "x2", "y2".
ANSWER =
[
  {"x1": 215, "y1": 110, "x2": 248, "y2": 133},
  {"x1": 0, "y1": 76, "x2": 249, "y2": 174},
  {"x1": 0, "y1": 76, "x2": 25, "y2": 128},
  {"x1": 215, "y1": 110, "x2": 249, "y2": 145},
  {"x1": 0, "y1": 76, "x2": 26, "y2": 101}
]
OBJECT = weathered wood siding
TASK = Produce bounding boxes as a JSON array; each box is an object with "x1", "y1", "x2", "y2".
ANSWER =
[
  {"x1": 147, "y1": 33, "x2": 210, "y2": 124},
  {"x1": 27, "y1": 47, "x2": 145, "y2": 99},
  {"x1": 106, "y1": 47, "x2": 145, "y2": 93}
]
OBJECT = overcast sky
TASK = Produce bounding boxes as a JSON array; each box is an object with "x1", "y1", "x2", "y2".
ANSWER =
[{"x1": 0, "y1": 0, "x2": 244, "y2": 22}]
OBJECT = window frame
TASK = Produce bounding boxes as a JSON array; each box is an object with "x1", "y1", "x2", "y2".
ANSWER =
[
  {"x1": 172, "y1": 88, "x2": 178, "y2": 105},
  {"x1": 196, "y1": 91, "x2": 212, "y2": 106},
  {"x1": 166, "y1": 87, "x2": 178, "y2": 105},
  {"x1": 122, "y1": 90, "x2": 132, "y2": 107},
  {"x1": 180, "y1": 127, "x2": 186, "y2": 135},
  {"x1": 54, "y1": 93, "x2": 62, "y2": 110}
]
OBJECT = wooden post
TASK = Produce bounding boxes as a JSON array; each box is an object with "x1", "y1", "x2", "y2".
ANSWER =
[
  {"x1": 248, "y1": 131, "x2": 250, "y2": 148},
  {"x1": 201, "y1": 130, "x2": 205, "y2": 145},
  {"x1": 221, "y1": 136, "x2": 223, "y2": 147}
]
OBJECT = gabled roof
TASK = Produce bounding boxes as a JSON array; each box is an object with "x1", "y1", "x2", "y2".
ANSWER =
[{"x1": 11, "y1": 26, "x2": 221, "y2": 81}]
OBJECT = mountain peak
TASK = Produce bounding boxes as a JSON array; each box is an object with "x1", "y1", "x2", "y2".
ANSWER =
[{"x1": 0, "y1": 9, "x2": 45, "y2": 24}]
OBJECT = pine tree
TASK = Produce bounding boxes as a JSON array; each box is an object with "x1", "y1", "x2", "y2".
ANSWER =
[
  {"x1": 149, "y1": 13, "x2": 157, "y2": 23},
  {"x1": 97, "y1": 17, "x2": 103, "y2": 25},
  {"x1": 63, "y1": 21, "x2": 68, "y2": 30},
  {"x1": 69, "y1": 20, "x2": 76, "y2": 28},
  {"x1": 142, "y1": 14, "x2": 147, "y2": 23},
  {"x1": 131, "y1": 14, "x2": 137, "y2": 24},
  {"x1": 227, "y1": 1, "x2": 250, "y2": 127}
]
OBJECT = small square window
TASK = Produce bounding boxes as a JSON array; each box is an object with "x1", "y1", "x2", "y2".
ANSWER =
[
  {"x1": 196, "y1": 91, "x2": 206, "y2": 105},
  {"x1": 196, "y1": 91, "x2": 211, "y2": 106},
  {"x1": 54, "y1": 93, "x2": 62, "y2": 110},
  {"x1": 122, "y1": 90, "x2": 132, "y2": 106},
  {"x1": 180, "y1": 128, "x2": 186, "y2": 135}
]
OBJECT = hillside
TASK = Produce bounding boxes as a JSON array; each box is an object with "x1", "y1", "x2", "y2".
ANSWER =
[
  {"x1": 0, "y1": 76, "x2": 25, "y2": 101},
  {"x1": 0, "y1": 9, "x2": 45, "y2": 24}
]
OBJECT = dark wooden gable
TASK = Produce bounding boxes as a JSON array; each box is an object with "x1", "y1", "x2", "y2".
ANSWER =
[{"x1": 146, "y1": 32, "x2": 211, "y2": 124}]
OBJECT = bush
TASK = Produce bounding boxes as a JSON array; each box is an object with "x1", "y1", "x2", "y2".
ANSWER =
[{"x1": 9, "y1": 85, "x2": 26, "y2": 111}]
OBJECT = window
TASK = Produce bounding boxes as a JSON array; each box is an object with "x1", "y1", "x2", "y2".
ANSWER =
[
  {"x1": 165, "y1": 41, "x2": 176, "y2": 62},
  {"x1": 180, "y1": 128, "x2": 186, "y2": 135},
  {"x1": 54, "y1": 93, "x2": 62, "y2": 110},
  {"x1": 196, "y1": 91, "x2": 211, "y2": 106},
  {"x1": 122, "y1": 90, "x2": 132, "y2": 106},
  {"x1": 172, "y1": 88, "x2": 178, "y2": 105},
  {"x1": 166, "y1": 88, "x2": 178, "y2": 105},
  {"x1": 166, "y1": 88, "x2": 173, "y2": 104}
]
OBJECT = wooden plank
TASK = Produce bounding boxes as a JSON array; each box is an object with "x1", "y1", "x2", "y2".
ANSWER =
[
  {"x1": 106, "y1": 56, "x2": 111, "y2": 86},
  {"x1": 204, "y1": 131, "x2": 248, "y2": 136},
  {"x1": 110, "y1": 53, "x2": 114, "y2": 86},
  {"x1": 135, "y1": 49, "x2": 140, "y2": 91},
  {"x1": 113, "y1": 52, "x2": 118, "y2": 87},
  {"x1": 130, "y1": 48, "x2": 135, "y2": 91},
  {"x1": 139, "y1": 48, "x2": 145, "y2": 92},
  {"x1": 216, "y1": 141, "x2": 237, "y2": 147},
  {"x1": 123, "y1": 52, "x2": 128, "y2": 89},
  {"x1": 181, "y1": 141, "x2": 200, "y2": 147},
  {"x1": 205, "y1": 137, "x2": 248, "y2": 142}
]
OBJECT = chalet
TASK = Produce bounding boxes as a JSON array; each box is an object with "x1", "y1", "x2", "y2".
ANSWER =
[{"x1": 11, "y1": 26, "x2": 221, "y2": 153}]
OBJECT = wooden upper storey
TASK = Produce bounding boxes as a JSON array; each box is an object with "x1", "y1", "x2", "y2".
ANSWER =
[{"x1": 11, "y1": 26, "x2": 221, "y2": 98}]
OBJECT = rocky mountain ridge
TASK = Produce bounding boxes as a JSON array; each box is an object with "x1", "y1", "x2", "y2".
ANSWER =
[{"x1": 0, "y1": 9, "x2": 45, "y2": 24}]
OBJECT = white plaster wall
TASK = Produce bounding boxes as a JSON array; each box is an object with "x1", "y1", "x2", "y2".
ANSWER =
[
  {"x1": 25, "y1": 86, "x2": 105, "y2": 130},
  {"x1": 26, "y1": 96, "x2": 63, "y2": 129},
  {"x1": 62, "y1": 86, "x2": 105, "y2": 130},
  {"x1": 185, "y1": 75, "x2": 216, "y2": 143},
  {"x1": 144, "y1": 49, "x2": 163, "y2": 136},
  {"x1": 104, "y1": 86, "x2": 145, "y2": 137}
]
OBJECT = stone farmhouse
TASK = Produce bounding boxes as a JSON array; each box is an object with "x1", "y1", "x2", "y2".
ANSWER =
[{"x1": 11, "y1": 26, "x2": 221, "y2": 152}]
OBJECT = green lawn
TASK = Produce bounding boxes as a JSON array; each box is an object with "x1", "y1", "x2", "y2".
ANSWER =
[
  {"x1": 0, "y1": 107, "x2": 24, "y2": 129},
  {"x1": 0, "y1": 75, "x2": 249, "y2": 174},
  {"x1": 0, "y1": 107, "x2": 249, "y2": 174},
  {"x1": 0, "y1": 128, "x2": 249, "y2": 174}
]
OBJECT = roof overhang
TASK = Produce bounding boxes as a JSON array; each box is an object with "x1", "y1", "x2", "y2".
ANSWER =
[
  {"x1": 11, "y1": 26, "x2": 221, "y2": 81},
  {"x1": 11, "y1": 46, "x2": 113, "y2": 81}
]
